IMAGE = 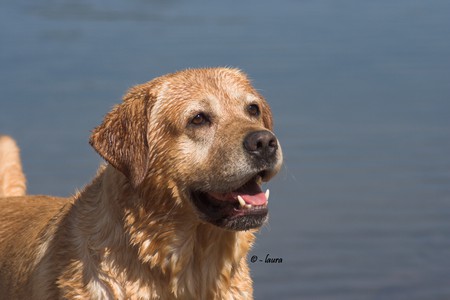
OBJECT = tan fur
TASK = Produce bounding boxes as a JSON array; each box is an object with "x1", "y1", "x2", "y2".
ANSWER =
[
  {"x1": 0, "y1": 136, "x2": 26, "y2": 197},
  {"x1": 0, "y1": 68, "x2": 282, "y2": 299}
]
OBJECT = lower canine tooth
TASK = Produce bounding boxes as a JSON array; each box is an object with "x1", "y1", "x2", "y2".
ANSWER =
[
  {"x1": 237, "y1": 195, "x2": 246, "y2": 207},
  {"x1": 245, "y1": 204, "x2": 252, "y2": 209}
]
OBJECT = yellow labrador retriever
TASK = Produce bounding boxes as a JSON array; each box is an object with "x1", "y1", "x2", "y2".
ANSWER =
[{"x1": 0, "y1": 68, "x2": 283, "y2": 299}]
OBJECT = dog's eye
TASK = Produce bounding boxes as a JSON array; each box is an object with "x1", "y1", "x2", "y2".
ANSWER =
[
  {"x1": 190, "y1": 113, "x2": 209, "y2": 126},
  {"x1": 247, "y1": 104, "x2": 260, "y2": 117}
]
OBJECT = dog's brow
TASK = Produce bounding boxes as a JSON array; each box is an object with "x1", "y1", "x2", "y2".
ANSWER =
[
  {"x1": 245, "y1": 94, "x2": 260, "y2": 104},
  {"x1": 186, "y1": 96, "x2": 220, "y2": 113}
]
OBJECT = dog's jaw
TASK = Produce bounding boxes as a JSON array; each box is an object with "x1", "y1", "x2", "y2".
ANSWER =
[{"x1": 189, "y1": 173, "x2": 272, "y2": 231}]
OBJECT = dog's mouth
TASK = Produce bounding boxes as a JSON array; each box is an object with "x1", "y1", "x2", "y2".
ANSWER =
[{"x1": 191, "y1": 172, "x2": 270, "y2": 231}]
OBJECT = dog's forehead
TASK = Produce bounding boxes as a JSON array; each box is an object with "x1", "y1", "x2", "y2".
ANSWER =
[
  {"x1": 170, "y1": 69, "x2": 254, "y2": 99},
  {"x1": 153, "y1": 69, "x2": 260, "y2": 115}
]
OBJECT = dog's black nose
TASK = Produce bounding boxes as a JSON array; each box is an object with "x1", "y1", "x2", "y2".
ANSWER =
[{"x1": 244, "y1": 130, "x2": 278, "y2": 159}]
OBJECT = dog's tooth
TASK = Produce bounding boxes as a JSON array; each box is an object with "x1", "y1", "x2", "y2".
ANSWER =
[
  {"x1": 245, "y1": 204, "x2": 252, "y2": 209},
  {"x1": 265, "y1": 189, "x2": 270, "y2": 201},
  {"x1": 237, "y1": 195, "x2": 246, "y2": 207}
]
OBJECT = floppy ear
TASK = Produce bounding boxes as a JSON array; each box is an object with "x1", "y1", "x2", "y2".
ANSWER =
[{"x1": 89, "y1": 84, "x2": 153, "y2": 188}]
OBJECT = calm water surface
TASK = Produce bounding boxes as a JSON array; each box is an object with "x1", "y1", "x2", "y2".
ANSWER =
[{"x1": 1, "y1": 1, "x2": 450, "y2": 299}]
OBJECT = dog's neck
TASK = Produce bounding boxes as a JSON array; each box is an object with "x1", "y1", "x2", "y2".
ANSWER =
[{"x1": 70, "y1": 164, "x2": 255, "y2": 299}]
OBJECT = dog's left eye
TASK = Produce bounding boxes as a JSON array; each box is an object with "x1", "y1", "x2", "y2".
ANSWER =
[
  {"x1": 247, "y1": 104, "x2": 260, "y2": 117},
  {"x1": 190, "y1": 113, "x2": 210, "y2": 126}
]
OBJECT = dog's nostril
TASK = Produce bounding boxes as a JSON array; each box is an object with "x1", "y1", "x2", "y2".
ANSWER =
[{"x1": 268, "y1": 138, "x2": 277, "y2": 148}]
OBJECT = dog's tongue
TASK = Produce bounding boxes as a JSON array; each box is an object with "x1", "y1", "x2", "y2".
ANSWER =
[
  {"x1": 233, "y1": 180, "x2": 267, "y2": 206},
  {"x1": 238, "y1": 192, "x2": 267, "y2": 206},
  {"x1": 208, "y1": 180, "x2": 267, "y2": 206}
]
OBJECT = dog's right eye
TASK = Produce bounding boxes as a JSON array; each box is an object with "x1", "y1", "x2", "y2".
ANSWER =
[{"x1": 190, "y1": 113, "x2": 210, "y2": 126}]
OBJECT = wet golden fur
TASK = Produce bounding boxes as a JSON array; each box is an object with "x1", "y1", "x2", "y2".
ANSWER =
[{"x1": 0, "y1": 68, "x2": 282, "y2": 299}]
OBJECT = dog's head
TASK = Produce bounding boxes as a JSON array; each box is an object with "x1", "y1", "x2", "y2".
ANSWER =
[{"x1": 90, "y1": 68, "x2": 283, "y2": 231}]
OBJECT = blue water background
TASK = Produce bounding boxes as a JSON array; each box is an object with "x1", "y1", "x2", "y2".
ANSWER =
[{"x1": 1, "y1": 1, "x2": 450, "y2": 299}]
